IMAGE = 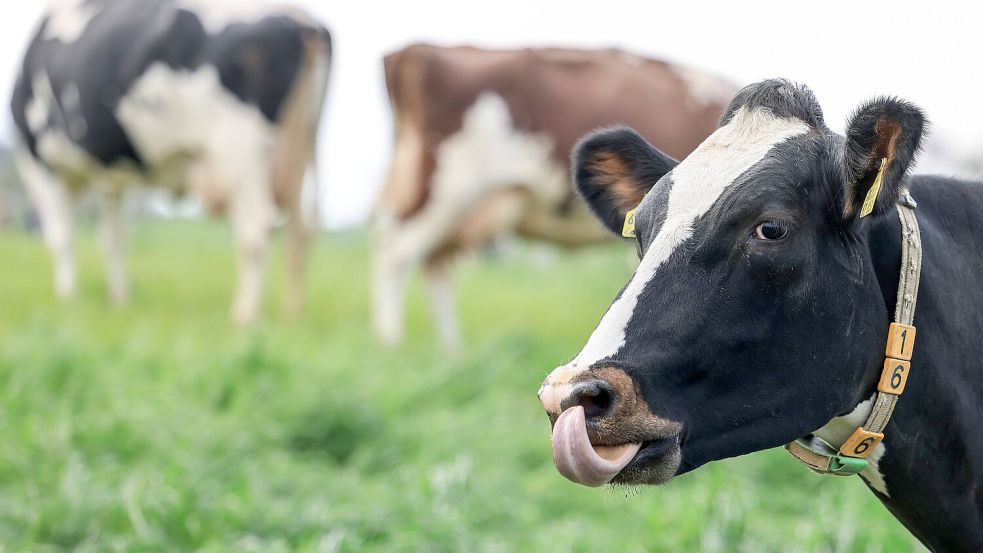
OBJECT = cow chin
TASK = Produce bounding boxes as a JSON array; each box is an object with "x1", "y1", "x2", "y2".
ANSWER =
[{"x1": 610, "y1": 438, "x2": 683, "y2": 486}]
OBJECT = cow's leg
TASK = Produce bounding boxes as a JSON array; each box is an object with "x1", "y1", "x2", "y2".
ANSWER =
[
  {"x1": 229, "y1": 179, "x2": 275, "y2": 326},
  {"x1": 373, "y1": 194, "x2": 495, "y2": 347},
  {"x1": 284, "y1": 164, "x2": 317, "y2": 319},
  {"x1": 423, "y1": 255, "x2": 461, "y2": 350},
  {"x1": 371, "y1": 119, "x2": 427, "y2": 346},
  {"x1": 372, "y1": 93, "x2": 551, "y2": 346},
  {"x1": 372, "y1": 147, "x2": 476, "y2": 346},
  {"x1": 98, "y1": 190, "x2": 129, "y2": 305},
  {"x1": 17, "y1": 150, "x2": 77, "y2": 298},
  {"x1": 372, "y1": 218, "x2": 411, "y2": 346},
  {"x1": 373, "y1": 189, "x2": 529, "y2": 347},
  {"x1": 271, "y1": 36, "x2": 326, "y2": 321},
  {"x1": 375, "y1": 189, "x2": 526, "y2": 347},
  {"x1": 373, "y1": 209, "x2": 457, "y2": 346},
  {"x1": 424, "y1": 188, "x2": 528, "y2": 349}
]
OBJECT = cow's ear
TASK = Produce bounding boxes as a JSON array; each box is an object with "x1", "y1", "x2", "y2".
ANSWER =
[
  {"x1": 573, "y1": 127, "x2": 678, "y2": 235},
  {"x1": 842, "y1": 98, "x2": 926, "y2": 220}
]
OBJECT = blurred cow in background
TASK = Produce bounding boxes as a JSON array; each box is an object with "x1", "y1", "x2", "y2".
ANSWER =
[
  {"x1": 374, "y1": 44, "x2": 735, "y2": 347},
  {"x1": 10, "y1": 0, "x2": 331, "y2": 325}
]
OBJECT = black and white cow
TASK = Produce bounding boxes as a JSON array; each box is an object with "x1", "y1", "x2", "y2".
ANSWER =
[
  {"x1": 539, "y1": 79, "x2": 983, "y2": 550},
  {"x1": 11, "y1": 0, "x2": 331, "y2": 324}
]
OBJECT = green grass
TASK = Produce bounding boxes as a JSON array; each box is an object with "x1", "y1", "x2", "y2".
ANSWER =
[{"x1": 0, "y1": 220, "x2": 922, "y2": 552}]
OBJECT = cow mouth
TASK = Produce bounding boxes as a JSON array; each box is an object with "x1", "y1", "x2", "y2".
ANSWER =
[{"x1": 551, "y1": 405, "x2": 681, "y2": 487}]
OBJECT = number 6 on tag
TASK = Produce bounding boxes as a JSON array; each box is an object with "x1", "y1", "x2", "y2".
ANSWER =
[
  {"x1": 877, "y1": 358, "x2": 910, "y2": 395},
  {"x1": 839, "y1": 428, "x2": 884, "y2": 459}
]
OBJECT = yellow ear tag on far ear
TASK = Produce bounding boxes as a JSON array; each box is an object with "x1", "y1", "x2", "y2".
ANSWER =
[
  {"x1": 860, "y1": 157, "x2": 889, "y2": 218},
  {"x1": 622, "y1": 208, "x2": 637, "y2": 238}
]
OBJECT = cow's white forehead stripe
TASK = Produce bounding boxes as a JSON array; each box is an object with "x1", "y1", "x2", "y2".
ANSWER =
[{"x1": 573, "y1": 107, "x2": 811, "y2": 367}]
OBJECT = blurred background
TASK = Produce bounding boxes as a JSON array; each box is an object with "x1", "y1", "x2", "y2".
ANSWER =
[
  {"x1": 4, "y1": 0, "x2": 983, "y2": 228},
  {"x1": 0, "y1": 0, "x2": 973, "y2": 550}
]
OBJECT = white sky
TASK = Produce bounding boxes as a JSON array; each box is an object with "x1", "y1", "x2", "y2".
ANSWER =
[{"x1": 2, "y1": 1, "x2": 982, "y2": 228}]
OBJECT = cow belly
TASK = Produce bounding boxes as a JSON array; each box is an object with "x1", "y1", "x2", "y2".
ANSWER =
[
  {"x1": 116, "y1": 63, "x2": 276, "y2": 212},
  {"x1": 450, "y1": 188, "x2": 528, "y2": 249},
  {"x1": 439, "y1": 93, "x2": 619, "y2": 250},
  {"x1": 417, "y1": 93, "x2": 570, "y2": 247}
]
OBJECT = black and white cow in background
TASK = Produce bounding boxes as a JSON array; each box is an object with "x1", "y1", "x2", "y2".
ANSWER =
[
  {"x1": 11, "y1": 0, "x2": 331, "y2": 324},
  {"x1": 539, "y1": 79, "x2": 983, "y2": 551}
]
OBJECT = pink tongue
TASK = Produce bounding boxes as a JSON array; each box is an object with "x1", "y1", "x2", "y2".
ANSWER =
[{"x1": 551, "y1": 405, "x2": 641, "y2": 487}]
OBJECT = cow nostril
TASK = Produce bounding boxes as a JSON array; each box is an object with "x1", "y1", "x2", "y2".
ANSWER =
[
  {"x1": 560, "y1": 379, "x2": 617, "y2": 420},
  {"x1": 557, "y1": 379, "x2": 619, "y2": 418},
  {"x1": 579, "y1": 387, "x2": 613, "y2": 419}
]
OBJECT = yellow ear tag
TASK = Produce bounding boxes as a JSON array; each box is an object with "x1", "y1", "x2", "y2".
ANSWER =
[
  {"x1": 622, "y1": 208, "x2": 637, "y2": 238},
  {"x1": 860, "y1": 158, "x2": 889, "y2": 218}
]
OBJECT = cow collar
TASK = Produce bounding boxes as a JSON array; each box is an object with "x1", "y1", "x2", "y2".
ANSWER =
[{"x1": 786, "y1": 192, "x2": 922, "y2": 476}]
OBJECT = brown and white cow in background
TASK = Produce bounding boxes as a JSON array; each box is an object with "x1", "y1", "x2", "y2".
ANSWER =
[
  {"x1": 10, "y1": 0, "x2": 331, "y2": 324},
  {"x1": 374, "y1": 44, "x2": 735, "y2": 347}
]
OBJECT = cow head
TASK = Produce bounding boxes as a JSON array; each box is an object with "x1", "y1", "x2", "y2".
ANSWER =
[{"x1": 539, "y1": 79, "x2": 925, "y2": 486}]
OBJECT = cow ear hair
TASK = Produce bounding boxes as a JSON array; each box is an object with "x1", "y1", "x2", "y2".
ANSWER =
[
  {"x1": 573, "y1": 127, "x2": 678, "y2": 236},
  {"x1": 842, "y1": 97, "x2": 926, "y2": 220}
]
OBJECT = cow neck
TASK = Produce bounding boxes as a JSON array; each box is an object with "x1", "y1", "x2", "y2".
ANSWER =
[{"x1": 785, "y1": 197, "x2": 922, "y2": 476}]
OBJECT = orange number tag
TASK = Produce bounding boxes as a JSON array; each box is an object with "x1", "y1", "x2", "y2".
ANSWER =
[
  {"x1": 839, "y1": 427, "x2": 884, "y2": 459},
  {"x1": 877, "y1": 358, "x2": 910, "y2": 395},
  {"x1": 885, "y1": 323, "x2": 916, "y2": 361}
]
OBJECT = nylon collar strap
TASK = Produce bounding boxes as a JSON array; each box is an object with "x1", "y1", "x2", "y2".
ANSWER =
[{"x1": 786, "y1": 194, "x2": 922, "y2": 476}]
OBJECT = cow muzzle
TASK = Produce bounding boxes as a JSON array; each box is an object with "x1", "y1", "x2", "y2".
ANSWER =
[{"x1": 538, "y1": 365, "x2": 683, "y2": 487}]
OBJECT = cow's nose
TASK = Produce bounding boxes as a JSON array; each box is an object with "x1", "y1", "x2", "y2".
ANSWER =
[
  {"x1": 540, "y1": 364, "x2": 636, "y2": 421},
  {"x1": 559, "y1": 379, "x2": 617, "y2": 420}
]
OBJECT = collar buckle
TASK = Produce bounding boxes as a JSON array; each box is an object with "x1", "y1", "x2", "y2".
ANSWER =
[{"x1": 786, "y1": 436, "x2": 869, "y2": 476}]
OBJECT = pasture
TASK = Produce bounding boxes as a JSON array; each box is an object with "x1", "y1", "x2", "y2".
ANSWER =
[{"x1": 0, "y1": 221, "x2": 922, "y2": 552}]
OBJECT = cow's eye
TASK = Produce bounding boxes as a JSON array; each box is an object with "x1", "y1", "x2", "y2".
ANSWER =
[{"x1": 754, "y1": 221, "x2": 788, "y2": 241}]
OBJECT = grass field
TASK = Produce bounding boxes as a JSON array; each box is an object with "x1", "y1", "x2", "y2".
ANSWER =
[{"x1": 0, "y1": 220, "x2": 923, "y2": 552}]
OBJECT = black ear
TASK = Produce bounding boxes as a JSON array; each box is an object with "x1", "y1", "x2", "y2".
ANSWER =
[
  {"x1": 573, "y1": 127, "x2": 678, "y2": 235},
  {"x1": 842, "y1": 98, "x2": 926, "y2": 220}
]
